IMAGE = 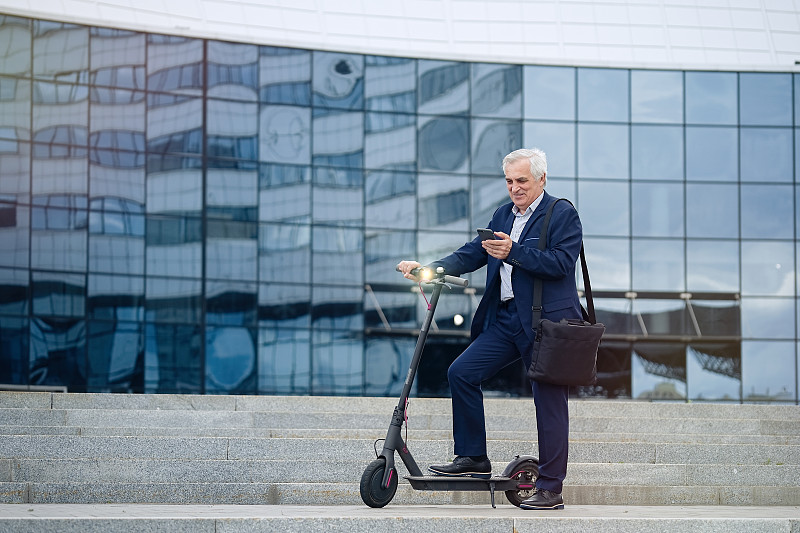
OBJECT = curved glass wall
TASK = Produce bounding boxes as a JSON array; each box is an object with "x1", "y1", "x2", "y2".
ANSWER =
[{"x1": 0, "y1": 14, "x2": 797, "y2": 403}]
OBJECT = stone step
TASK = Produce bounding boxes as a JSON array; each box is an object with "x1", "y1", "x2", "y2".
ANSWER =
[
  {"x1": 2, "y1": 504, "x2": 799, "y2": 533},
  {"x1": 6, "y1": 457, "x2": 798, "y2": 489},
  {"x1": 4, "y1": 425, "x2": 799, "y2": 445},
  {"x1": 4, "y1": 392, "x2": 800, "y2": 421},
  {"x1": 2, "y1": 408, "x2": 797, "y2": 438},
  {"x1": 2, "y1": 480, "x2": 799, "y2": 507},
  {"x1": 3, "y1": 434, "x2": 800, "y2": 465}
]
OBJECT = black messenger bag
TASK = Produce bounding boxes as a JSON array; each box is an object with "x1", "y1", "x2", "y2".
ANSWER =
[{"x1": 526, "y1": 199, "x2": 604, "y2": 387}]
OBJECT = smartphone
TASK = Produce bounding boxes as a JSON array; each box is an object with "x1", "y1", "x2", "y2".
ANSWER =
[{"x1": 477, "y1": 228, "x2": 496, "y2": 241}]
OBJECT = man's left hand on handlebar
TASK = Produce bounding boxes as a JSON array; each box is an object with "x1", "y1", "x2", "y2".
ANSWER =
[{"x1": 396, "y1": 260, "x2": 422, "y2": 281}]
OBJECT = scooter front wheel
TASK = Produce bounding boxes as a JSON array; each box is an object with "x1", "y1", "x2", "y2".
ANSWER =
[{"x1": 360, "y1": 457, "x2": 398, "y2": 508}]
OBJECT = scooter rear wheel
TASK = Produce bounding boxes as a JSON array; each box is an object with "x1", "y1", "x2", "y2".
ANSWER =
[
  {"x1": 504, "y1": 460, "x2": 539, "y2": 507},
  {"x1": 360, "y1": 457, "x2": 398, "y2": 508}
]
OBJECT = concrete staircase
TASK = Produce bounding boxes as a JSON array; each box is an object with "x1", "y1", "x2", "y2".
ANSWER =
[{"x1": 1, "y1": 391, "x2": 799, "y2": 531}]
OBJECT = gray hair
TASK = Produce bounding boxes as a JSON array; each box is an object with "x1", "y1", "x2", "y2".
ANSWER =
[{"x1": 501, "y1": 148, "x2": 547, "y2": 185}]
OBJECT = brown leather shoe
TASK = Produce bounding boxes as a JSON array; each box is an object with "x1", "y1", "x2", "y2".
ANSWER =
[{"x1": 519, "y1": 488, "x2": 564, "y2": 510}]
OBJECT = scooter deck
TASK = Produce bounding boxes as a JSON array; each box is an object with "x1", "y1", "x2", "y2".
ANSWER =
[
  {"x1": 405, "y1": 475, "x2": 534, "y2": 508},
  {"x1": 405, "y1": 475, "x2": 529, "y2": 492}
]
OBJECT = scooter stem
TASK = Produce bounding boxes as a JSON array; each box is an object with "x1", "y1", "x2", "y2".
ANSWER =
[{"x1": 379, "y1": 280, "x2": 446, "y2": 488}]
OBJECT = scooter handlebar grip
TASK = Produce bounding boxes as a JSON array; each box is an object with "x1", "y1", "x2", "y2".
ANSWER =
[{"x1": 443, "y1": 275, "x2": 468, "y2": 287}]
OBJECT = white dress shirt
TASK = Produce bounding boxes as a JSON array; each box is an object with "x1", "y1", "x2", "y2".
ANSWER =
[{"x1": 500, "y1": 193, "x2": 544, "y2": 301}]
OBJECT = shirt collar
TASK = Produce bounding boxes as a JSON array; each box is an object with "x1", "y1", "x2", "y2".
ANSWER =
[{"x1": 512, "y1": 191, "x2": 544, "y2": 217}]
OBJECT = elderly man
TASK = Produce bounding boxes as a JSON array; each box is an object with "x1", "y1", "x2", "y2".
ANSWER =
[{"x1": 397, "y1": 147, "x2": 583, "y2": 510}]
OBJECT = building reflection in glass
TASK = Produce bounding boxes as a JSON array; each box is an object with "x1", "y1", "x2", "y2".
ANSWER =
[{"x1": 0, "y1": 13, "x2": 797, "y2": 403}]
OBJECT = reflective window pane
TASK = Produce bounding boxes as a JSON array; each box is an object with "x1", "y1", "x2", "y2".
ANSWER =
[
  {"x1": 30, "y1": 314, "x2": 86, "y2": 390},
  {"x1": 0, "y1": 315, "x2": 29, "y2": 385},
  {"x1": 312, "y1": 227, "x2": 363, "y2": 286},
  {"x1": 364, "y1": 56, "x2": 415, "y2": 113},
  {"x1": 312, "y1": 167, "x2": 363, "y2": 226},
  {"x1": 471, "y1": 176, "x2": 508, "y2": 230},
  {"x1": 742, "y1": 341, "x2": 795, "y2": 401},
  {"x1": 259, "y1": 104, "x2": 311, "y2": 166},
  {"x1": 312, "y1": 51, "x2": 363, "y2": 110},
  {"x1": 87, "y1": 273, "x2": 144, "y2": 321},
  {"x1": 144, "y1": 322, "x2": 202, "y2": 393},
  {"x1": 365, "y1": 171, "x2": 416, "y2": 230},
  {"x1": 686, "y1": 183, "x2": 738, "y2": 238},
  {"x1": 365, "y1": 336, "x2": 416, "y2": 396},
  {"x1": 687, "y1": 342, "x2": 741, "y2": 402},
  {"x1": 259, "y1": 283, "x2": 310, "y2": 329},
  {"x1": 32, "y1": 270, "x2": 85, "y2": 317},
  {"x1": 740, "y1": 127, "x2": 793, "y2": 182},
  {"x1": 631, "y1": 125, "x2": 683, "y2": 180},
  {"x1": 741, "y1": 299, "x2": 794, "y2": 340},
  {"x1": 205, "y1": 326, "x2": 256, "y2": 393},
  {"x1": 584, "y1": 237, "x2": 630, "y2": 291},
  {"x1": 686, "y1": 126, "x2": 738, "y2": 182},
  {"x1": 258, "y1": 326, "x2": 310, "y2": 394},
  {"x1": 207, "y1": 41, "x2": 258, "y2": 102},
  {"x1": 685, "y1": 71, "x2": 737, "y2": 125},
  {"x1": 471, "y1": 63, "x2": 521, "y2": 118},
  {"x1": 418, "y1": 60, "x2": 469, "y2": 115},
  {"x1": 741, "y1": 240, "x2": 794, "y2": 297},
  {"x1": 87, "y1": 320, "x2": 144, "y2": 393},
  {"x1": 471, "y1": 119, "x2": 521, "y2": 175},
  {"x1": 145, "y1": 277, "x2": 201, "y2": 323},
  {"x1": 578, "y1": 181, "x2": 629, "y2": 237},
  {"x1": 365, "y1": 230, "x2": 416, "y2": 284},
  {"x1": 632, "y1": 182, "x2": 683, "y2": 237},
  {"x1": 0, "y1": 16, "x2": 31, "y2": 76},
  {"x1": 523, "y1": 121, "x2": 575, "y2": 178},
  {"x1": 632, "y1": 344, "x2": 686, "y2": 400},
  {"x1": 578, "y1": 68, "x2": 628, "y2": 122},
  {"x1": 33, "y1": 22, "x2": 88, "y2": 81},
  {"x1": 258, "y1": 163, "x2": 311, "y2": 223},
  {"x1": 632, "y1": 239, "x2": 684, "y2": 291},
  {"x1": 207, "y1": 99, "x2": 258, "y2": 161},
  {"x1": 578, "y1": 124, "x2": 629, "y2": 179},
  {"x1": 259, "y1": 46, "x2": 311, "y2": 106},
  {"x1": 739, "y1": 73, "x2": 792, "y2": 127},
  {"x1": 631, "y1": 70, "x2": 682, "y2": 124},
  {"x1": 740, "y1": 184, "x2": 793, "y2": 239},
  {"x1": 0, "y1": 267, "x2": 29, "y2": 316},
  {"x1": 418, "y1": 174, "x2": 469, "y2": 231},
  {"x1": 0, "y1": 77, "x2": 31, "y2": 142},
  {"x1": 364, "y1": 112, "x2": 415, "y2": 171},
  {"x1": 312, "y1": 110, "x2": 363, "y2": 168},
  {"x1": 687, "y1": 240, "x2": 740, "y2": 292},
  {"x1": 146, "y1": 35, "x2": 203, "y2": 96},
  {"x1": 312, "y1": 333, "x2": 363, "y2": 395},
  {"x1": 524, "y1": 66, "x2": 575, "y2": 121},
  {"x1": 418, "y1": 115, "x2": 469, "y2": 173},
  {"x1": 259, "y1": 222, "x2": 310, "y2": 284},
  {"x1": 0, "y1": 198, "x2": 29, "y2": 269}
]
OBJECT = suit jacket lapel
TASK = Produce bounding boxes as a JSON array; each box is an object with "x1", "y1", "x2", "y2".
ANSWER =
[{"x1": 518, "y1": 190, "x2": 551, "y2": 242}]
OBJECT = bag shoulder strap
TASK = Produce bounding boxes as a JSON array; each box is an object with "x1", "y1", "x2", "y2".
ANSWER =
[{"x1": 531, "y1": 198, "x2": 598, "y2": 326}]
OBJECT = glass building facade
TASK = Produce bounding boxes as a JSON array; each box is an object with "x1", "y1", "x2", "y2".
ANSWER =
[{"x1": 0, "y1": 14, "x2": 798, "y2": 403}]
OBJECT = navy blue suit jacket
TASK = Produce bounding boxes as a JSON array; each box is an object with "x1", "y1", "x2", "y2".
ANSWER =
[{"x1": 430, "y1": 191, "x2": 583, "y2": 344}]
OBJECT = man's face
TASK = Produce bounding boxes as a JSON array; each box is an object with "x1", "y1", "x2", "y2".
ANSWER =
[{"x1": 505, "y1": 158, "x2": 545, "y2": 212}]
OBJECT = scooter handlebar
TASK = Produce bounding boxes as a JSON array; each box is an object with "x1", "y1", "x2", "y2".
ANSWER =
[
  {"x1": 395, "y1": 266, "x2": 469, "y2": 287},
  {"x1": 442, "y1": 274, "x2": 469, "y2": 287}
]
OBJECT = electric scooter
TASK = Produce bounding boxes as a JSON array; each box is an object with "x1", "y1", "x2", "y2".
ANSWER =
[{"x1": 359, "y1": 266, "x2": 539, "y2": 509}]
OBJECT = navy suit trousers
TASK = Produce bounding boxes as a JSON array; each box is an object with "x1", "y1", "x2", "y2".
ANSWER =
[{"x1": 447, "y1": 298, "x2": 570, "y2": 493}]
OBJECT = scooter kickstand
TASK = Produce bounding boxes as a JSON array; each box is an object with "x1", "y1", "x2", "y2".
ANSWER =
[{"x1": 489, "y1": 481, "x2": 496, "y2": 508}]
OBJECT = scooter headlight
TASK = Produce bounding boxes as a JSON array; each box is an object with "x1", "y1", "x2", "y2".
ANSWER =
[{"x1": 418, "y1": 267, "x2": 434, "y2": 281}]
